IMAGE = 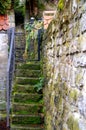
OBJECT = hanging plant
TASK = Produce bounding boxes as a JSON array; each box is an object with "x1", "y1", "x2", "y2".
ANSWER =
[
  {"x1": 23, "y1": 20, "x2": 43, "y2": 60},
  {"x1": 0, "y1": 0, "x2": 11, "y2": 14}
]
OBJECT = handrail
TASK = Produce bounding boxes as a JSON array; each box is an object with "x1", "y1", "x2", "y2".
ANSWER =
[{"x1": 6, "y1": 27, "x2": 15, "y2": 128}]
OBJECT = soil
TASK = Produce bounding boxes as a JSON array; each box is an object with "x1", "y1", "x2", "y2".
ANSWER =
[{"x1": 0, "y1": 120, "x2": 10, "y2": 130}]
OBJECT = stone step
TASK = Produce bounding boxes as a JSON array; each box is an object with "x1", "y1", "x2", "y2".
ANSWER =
[
  {"x1": 13, "y1": 84, "x2": 36, "y2": 93},
  {"x1": 13, "y1": 93, "x2": 43, "y2": 104},
  {"x1": 0, "y1": 114, "x2": 7, "y2": 119},
  {"x1": 15, "y1": 50, "x2": 24, "y2": 54},
  {"x1": 17, "y1": 63, "x2": 40, "y2": 70},
  {"x1": 16, "y1": 69, "x2": 41, "y2": 77},
  {"x1": 15, "y1": 51, "x2": 24, "y2": 56},
  {"x1": 16, "y1": 77, "x2": 40, "y2": 85},
  {"x1": 15, "y1": 59, "x2": 25, "y2": 64},
  {"x1": 15, "y1": 48, "x2": 25, "y2": 52},
  {"x1": 15, "y1": 43, "x2": 25, "y2": 48},
  {"x1": 11, "y1": 115, "x2": 44, "y2": 125},
  {"x1": 11, "y1": 125, "x2": 44, "y2": 130},
  {"x1": 12, "y1": 103, "x2": 43, "y2": 115}
]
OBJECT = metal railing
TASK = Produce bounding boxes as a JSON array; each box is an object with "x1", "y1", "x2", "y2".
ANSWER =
[{"x1": 6, "y1": 27, "x2": 15, "y2": 128}]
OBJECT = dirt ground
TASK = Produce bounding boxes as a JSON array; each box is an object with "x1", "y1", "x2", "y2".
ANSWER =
[{"x1": 0, "y1": 120, "x2": 10, "y2": 130}]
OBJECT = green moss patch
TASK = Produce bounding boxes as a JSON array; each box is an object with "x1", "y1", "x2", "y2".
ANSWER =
[
  {"x1": 57, "y1": 0, "x2": 64, "y2": 11},
  {"x1": 12, "y1": 103, "x2": 43, "y2": 115},
  {"x1": 17, "y1": 63, "x2": 40, "y2": 70},
  {"x1": 67, "y1": 116, "x2": 80, "y2": 130},
  {"x1": 12, "y1": 115, "x2": 43, "y2": 125},
  {"x1": 13, "y1": 84, "x2": 36, "y2": 93},
  {"x1": 16, "y1": 69, "x2": 41, "y2": 78},
  {"x1": 70, "y1": 89, "x2": 78, "y2": 102},
  {"x1": 14, "y1": 93, "x2": 43, "y2": 104},
  {"x1": 16, "y1": 77, "x2": 40, "y2": 85}
]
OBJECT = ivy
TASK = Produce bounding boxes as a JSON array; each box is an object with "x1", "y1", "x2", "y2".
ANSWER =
[{"x1": 0, "y1": 0, "x2": 11, "y2": 14}]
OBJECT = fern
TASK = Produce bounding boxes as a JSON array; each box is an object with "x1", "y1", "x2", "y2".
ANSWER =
[{"x1": 34, "y1": 77, "x2": 44, "y2": 92}]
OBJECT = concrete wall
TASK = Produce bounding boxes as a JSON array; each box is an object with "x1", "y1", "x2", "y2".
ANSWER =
[
  {"x1": 43, "y1": 1, "x2": 86, "y2": 130},
  {"x1": 0, "y1": 34, "x2": 8, "y2": 119}
]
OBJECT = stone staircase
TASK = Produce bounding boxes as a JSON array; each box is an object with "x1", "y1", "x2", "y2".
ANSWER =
[
  {"x1": 11, "y1": 30, "x2": 44, "y2": 130},
  {"x1": 11, "y1": 62, "x2": 44, "y2": 130},
  {"x1": 15, "y1": 32, "x2": 26, "y2": 64}
]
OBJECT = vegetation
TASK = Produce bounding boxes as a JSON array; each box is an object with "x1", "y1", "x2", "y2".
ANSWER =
[
  {"x1": 0, "y1": 0, "x2": 11, "y2": 14},
  {"x1": 14, "y1": 0, "x2": 25, "y2": 16},
  {"x1": 67, "y1": 116, "x2": 80, "y2": 130},
  {"x1": 57, "y1": 0, "x2": 64, "y2": 11},
  {"x1": 34, "y1": 77, "x2": 45, "y2": 92},
  {"x1": 23, "y1": 20, "x2": 43, "y2": 60}
]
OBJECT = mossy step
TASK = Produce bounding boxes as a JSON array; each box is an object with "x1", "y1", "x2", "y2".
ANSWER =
[
  {"x1": 11, "y1": 125, "x2": 44, "y2": 130},
  {"x1": 13, "y1": 93, "x2": 43, "y2": 104},
  {"x1": 0, "y1": 114, "x2": 7, "y2": 119},
  {"x1": 17, "y1": 63, "x2": 40, "y2": 70},
  {"x1": 15, "y1": 60, "x2": 25, "y2": 64},
  {"x1": 15, "y1": 53, "x2": 24, "y2": 57},
  {"x1": 12, "y1": 115, "x2": 44, "y2": 125},
  {"x1": 13, "y1": 84, "x2": 36, "y2": 93},
  {"x1": 16, "y1": 77, "x2": 40, "y2": 85},
  {"x1": 16, "y1": 69, "x2": 41, "y2": 77},
  {"x1": 12, "y1": 103, "x2": 43, "y2": 115}
]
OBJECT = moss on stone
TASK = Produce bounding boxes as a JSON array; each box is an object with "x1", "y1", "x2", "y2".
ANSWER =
[
  {"x1": 67, "y1": 116, "x2": 80, "y2": 130},
  {"x1": 45, "y1": 112, "x2": 52, "y2": 130},
  {"x1": 16, "y1": 77, "x2": 40, "y2": 85},
  {"x1": 14, "y1": 93, "x2": 43, "y2": 104},
  {"x1": 12, "y1": 115, "x2": 43, "y2": 125},
  {"x1": 12, "y1": 103, "x2": 43, "y2": 115},
  {"x1": 58, "y1": 0, "x2": 64, "y2": 11},
  {"x1": 16, "y1": 69, "x2": 41, "y2": 77},
  {"x1": 70, "y1": 89, "x2": 78, "y2": 102},
  {"x1": 76, "y1": 73, "x2": 82, "y2": 85},
  {"x1": 13, "y1": 84, "x2": 36, "y2": 93},
  {"x1": 17, "y1": 63, "x2": 40, "y2": 70},
  {"x1": 46, "y1": 77, "x2": 70, "y2": 129}
]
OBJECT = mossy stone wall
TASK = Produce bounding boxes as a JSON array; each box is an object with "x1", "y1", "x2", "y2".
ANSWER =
[{"x1": 43, "y1": 1, "x2": 86, "y2": 130}]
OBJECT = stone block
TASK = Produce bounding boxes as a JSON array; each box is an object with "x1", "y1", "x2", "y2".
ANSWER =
[
  {"x1": 73, "y1": 53, "x2": 86, "y2": 67},
  {"x1": 79, "y1": 118, "x2": 86, "y2": 130},
  {"x1": 80, "y1": 12, "x2": 86, "y2": 33},
  {"x1": 79, "y1": 33, "x2": 86, "y2": 51},
  {"x1": 78, "y1": 93, "x2": 86, "y2": 119}
]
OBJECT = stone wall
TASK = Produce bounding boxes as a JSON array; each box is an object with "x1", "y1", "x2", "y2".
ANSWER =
[{"x1": 43, "y1": 1, "x2": 86, "y2": 130}]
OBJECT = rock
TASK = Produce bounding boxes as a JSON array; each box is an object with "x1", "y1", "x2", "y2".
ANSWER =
[{"x1": 80, "y1": 12, "x2": 86, "y2": 33}]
